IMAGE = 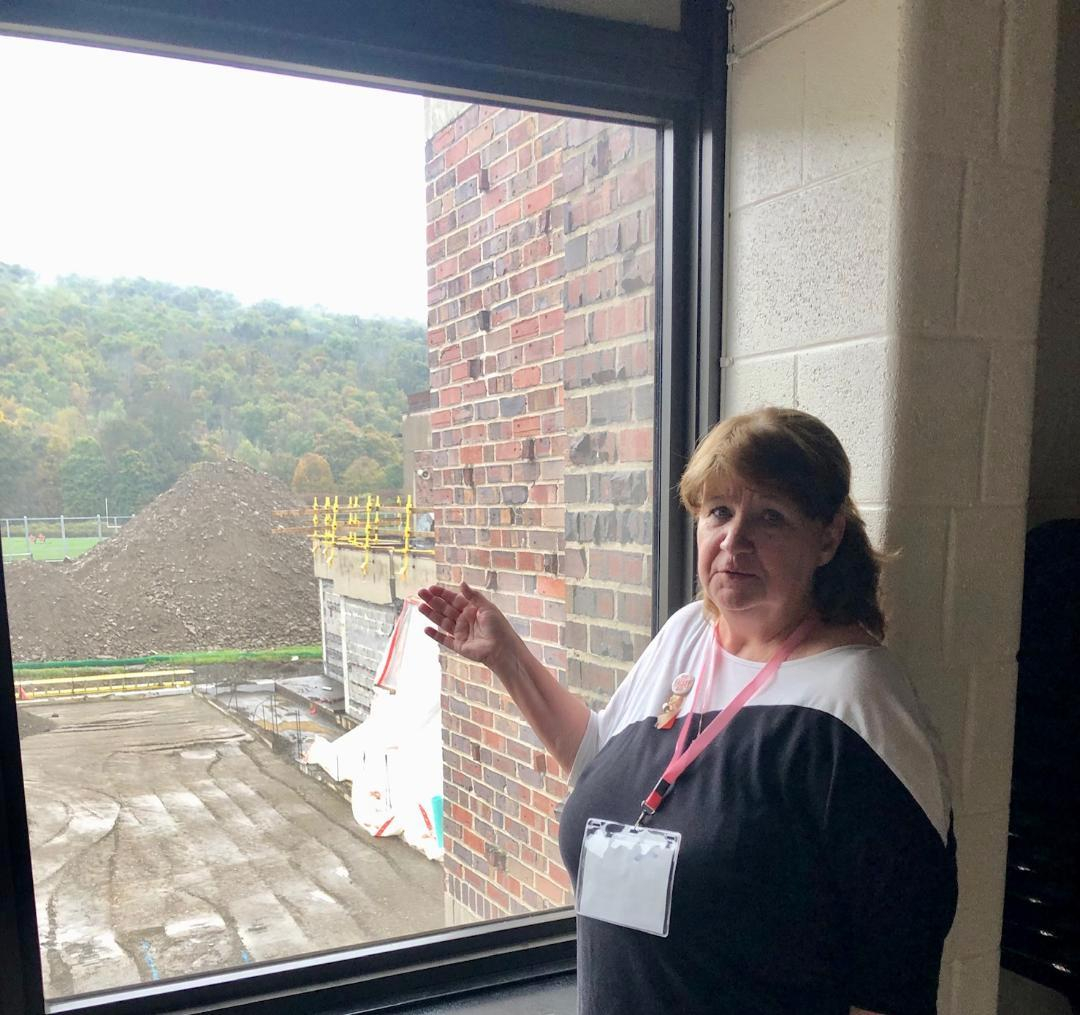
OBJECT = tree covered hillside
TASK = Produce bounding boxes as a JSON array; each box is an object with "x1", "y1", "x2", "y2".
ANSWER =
[{"x1": 0, "y1": 264, "x2": 427, "y2": 516}]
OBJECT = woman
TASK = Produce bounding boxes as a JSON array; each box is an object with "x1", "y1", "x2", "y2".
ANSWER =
[{"x1": 419, "y1": 408, "x2": 957, "y2": 1015}]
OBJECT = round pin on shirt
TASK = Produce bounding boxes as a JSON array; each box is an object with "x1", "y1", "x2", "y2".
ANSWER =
[{"x1": 671, "y1": 672, "x2": 694, "y2": 696}]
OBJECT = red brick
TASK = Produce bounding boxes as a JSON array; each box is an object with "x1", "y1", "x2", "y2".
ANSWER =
[
  {"x1": 445, "y1": 136, "x2": 469, "y2": 168},
  {"x1": 538, "y1": 307, "x2": 564, "y2": 335},
  {"x1": 481, "y1": 184, "x2": 509, "y2": 214},
  {"x1": 508, "y1": 117, "x2": 536, "y2": 148},
  {"x1": 489, "y1": 151, "x2": 517, "y2": 186},
  {"x1": 512, "y1": 366, "x2": 541, "y2": 389},
  {"x1": 431, "y1": 123, "x2": 456, "y2": 154},
  {"x1": 536, "y1": 575, "x2": 565, "y2": 599},
  {"x1": 510, "y1": 317, "x2": 539, "y2": 341},
  {"x1": 522, "y1": 183, "x2": 553, "y2": 216},
  {"x1": 494, "y1": 200, "x2": 522, "y2": 228},
  {"x1": 512, "y1": 414, "x2": 541, "y2": 437},
  {"x1": 518, "y1": 596, "x2": 544, "y2": 618},
  {"x1": 617, "y1": 426, "x2": 653, "y2": 463}
]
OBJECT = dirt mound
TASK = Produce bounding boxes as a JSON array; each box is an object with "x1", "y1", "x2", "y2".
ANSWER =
[{"x1": 5, "y1": 461, "x2": 321, "y2": 662}]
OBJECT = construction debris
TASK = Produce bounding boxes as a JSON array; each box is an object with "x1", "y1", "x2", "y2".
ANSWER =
[{"x1": 5, "y1": 461, "x2": 321, "y2": 662}]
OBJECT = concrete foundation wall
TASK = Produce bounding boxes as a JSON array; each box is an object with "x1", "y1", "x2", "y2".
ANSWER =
[
  {"x1": 315, "y1": 549, "x2": 437, "y2": 721},
  {"x1": 725, "y1": 1, "x2": 1059, "y2": 1013}
]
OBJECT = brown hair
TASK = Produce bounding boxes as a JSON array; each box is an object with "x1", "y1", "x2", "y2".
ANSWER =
[{"x1": 678, "y1": 407, "x2": 887, "y2": 639}]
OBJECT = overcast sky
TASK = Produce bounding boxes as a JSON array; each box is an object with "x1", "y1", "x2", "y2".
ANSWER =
[{"x1": 0, "y1": 34, "x2": 429, "y2": 321}]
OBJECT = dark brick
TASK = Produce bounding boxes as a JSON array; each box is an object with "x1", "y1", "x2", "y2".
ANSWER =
[
  {"x1": 590, "y1": 624, "x2": 636, "y2": 662},
  {"x1": 564, "y1": 234, "x2": 588, "y2": 273},
  {"x1": 565, "y1": 473, "x2": 589, "y2": 503},
  {"x1": 590, "y1": 389, "x2": 633, "y2": 425},
  {"x1": 567, "y1": 431, "x2": 615, "y2": 467},
  {"x1": 634, "y1": 384, "x2": 655, "y2": 421}
]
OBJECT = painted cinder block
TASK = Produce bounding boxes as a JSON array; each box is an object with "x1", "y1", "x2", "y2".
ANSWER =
[
  {"x1": 957, "y1": 162, "x2": 1050, "y2": 340},
  {"x1": 981, "y1": 342, "x2": 1036, "y2": 504},
  {"x1": 857, "y1": 504, "x2": 886, "y2": 552},
  {"x1": 998, "y1": 0, "x2": 1060, "y2": 171},
  {"x1": 730, "y1": 0, "x2": 837, "y2": 56},
  {"x1": 945, "y1": 950, "x2": 1003, "y2": 1015},
  {"x1": 950, "y1": 808, "x2": 1010, "y2": 959},
  {"x1": 727, "y1": 27, "x2": 803, "y2": 210},
  {"x1": 802, "y1": 0, "x2": 899, "y2": 183},
  {"x1": 958, "y1": 660, "x2": 1018, "y2": 816},
  {"x1": 721, "y1": 354, "x2": 796, "y2": 415},
  {"x1": 893, "y1": 148, "x2": 965, "y2": 335},
  {"x1": 725, "y1": 160, "x2": 891, "y2": 356},
  {"x1": 879, "y1": 504, "x2": 950, "y2": 669},
  {"x1": 795, "y1": 337, "x2": 892, "y2": 503},
  {"x1": 897, "y1": 0, "x2": 1002, "y2": 162},
  {"x1": 890, "y1": 338, "x2": 988, "y2": 506},
  {"x1": 944, "y1": 505, "x2": 1027, "y2": 668}
]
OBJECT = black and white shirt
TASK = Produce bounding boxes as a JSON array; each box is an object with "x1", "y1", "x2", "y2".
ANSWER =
[{"x1": 559, "y1": 603, "x2": 957, "y2": 1015}]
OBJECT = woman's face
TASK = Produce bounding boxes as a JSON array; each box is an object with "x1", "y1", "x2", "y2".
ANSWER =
[{"x1": 696, "y1": 479, "x2": 843, "y2": 627}]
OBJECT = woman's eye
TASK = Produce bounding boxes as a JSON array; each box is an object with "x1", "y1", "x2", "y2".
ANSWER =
[
  {"x1": 709, "y1": 505, "x2": 732, "y2": 521},
  {"x1": 761, "y1": 509, "x2": 784, "y2": 525}
]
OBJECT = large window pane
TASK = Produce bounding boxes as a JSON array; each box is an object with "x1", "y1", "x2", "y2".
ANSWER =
[{"x1": 1, "y1": 33, "x2": 658, "y2": 999}]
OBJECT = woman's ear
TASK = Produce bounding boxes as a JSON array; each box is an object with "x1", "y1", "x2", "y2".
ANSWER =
[{"x1": 818, "y1": 511, "x2": 846, "y2": 566}]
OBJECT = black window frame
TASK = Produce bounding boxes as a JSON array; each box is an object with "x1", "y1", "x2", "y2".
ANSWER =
[{"x1": 0, "y1": 2, "x2": 726, "y2": 1012}]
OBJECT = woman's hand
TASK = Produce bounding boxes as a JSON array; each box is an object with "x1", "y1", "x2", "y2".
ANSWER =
[
  {"x1": 417, "y1": 581, "x2": 589, "y2": 772},
  {"x1": 417, "y1": 583, "x2": 517, "y2": 670}
]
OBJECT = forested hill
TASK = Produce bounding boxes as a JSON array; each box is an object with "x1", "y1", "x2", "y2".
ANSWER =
[{"x1": 0, "y1": 263, "x2": 428, "y2": 517}]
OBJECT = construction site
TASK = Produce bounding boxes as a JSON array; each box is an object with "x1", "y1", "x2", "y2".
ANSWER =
[
  {"x1": 12, "y1": 460, "x2": 446, "y2": 998},
  {"x1": 10, "y1": 97, "x2": 662, "y2": 999}
]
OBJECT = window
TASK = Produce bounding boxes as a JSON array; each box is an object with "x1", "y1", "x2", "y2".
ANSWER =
[{"x1": 0, "y1": 3, "x2": 722, "y2": 1012}]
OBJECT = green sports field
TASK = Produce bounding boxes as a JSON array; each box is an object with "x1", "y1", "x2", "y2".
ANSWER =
[{"x1": 1, "y1": 536, "x2": 103, "y2": 562}]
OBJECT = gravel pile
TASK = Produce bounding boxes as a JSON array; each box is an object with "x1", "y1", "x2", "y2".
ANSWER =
[{"x1": 5, "y1": 461, "x2": 321, "y2": 662}]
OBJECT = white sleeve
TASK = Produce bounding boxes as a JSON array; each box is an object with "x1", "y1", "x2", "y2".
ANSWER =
[
  {"x1": 566, "y1": 603, "x2": 704, "y2": 785},
  {"x1": 567, "y1": 710, "x2": 599, "y2": 786}
]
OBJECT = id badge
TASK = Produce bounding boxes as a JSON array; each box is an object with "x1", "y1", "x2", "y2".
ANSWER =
[{"x1": 575, "y1": 818, "x2": 681, "y2": 937}]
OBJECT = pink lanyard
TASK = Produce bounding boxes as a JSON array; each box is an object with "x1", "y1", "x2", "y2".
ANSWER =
[{"x1": 635, "y1": 616, "x2": 817, "y2": 826}]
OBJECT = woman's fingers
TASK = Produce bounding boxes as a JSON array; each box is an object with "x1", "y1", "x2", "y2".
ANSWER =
[
  {"x1": 416, "y1": 591, "x2": 460, "y2": 621},
  {"x1": 418, "y1": 601, "x2": 454, "y2": 633},
  {"x1": 423, "y1": 625, "x2": 453, "y2": 648}
]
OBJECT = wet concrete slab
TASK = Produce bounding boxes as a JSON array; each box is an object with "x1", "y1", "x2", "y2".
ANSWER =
[{"x1": 18, "y1": 693, "x2": 444, "y2": 1000}]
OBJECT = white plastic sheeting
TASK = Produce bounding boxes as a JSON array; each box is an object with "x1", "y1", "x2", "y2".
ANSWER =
[{"x1": 306, "y1": 598, "x2": 443, "y2": 861}]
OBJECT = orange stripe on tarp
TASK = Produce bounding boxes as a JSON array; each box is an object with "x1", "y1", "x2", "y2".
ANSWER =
[
  {"x1": 418, "y1": 803, "x2": 433, "y2": 832},
  {"x1": 375, "y1": 817, "x2": 394, "y2": 837},
  {"x1": 374, "y1": 595, "x2": 420, "y2": 688}
]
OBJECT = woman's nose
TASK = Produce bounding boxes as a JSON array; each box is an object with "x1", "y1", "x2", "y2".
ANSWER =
[{"x1": 721, "y1": 514, "x2": 752, "y2": 551}]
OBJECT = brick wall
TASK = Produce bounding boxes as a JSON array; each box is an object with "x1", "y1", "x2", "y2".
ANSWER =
[{"x1": 423, "y1": 104, "x2": 657, "y2": 920}]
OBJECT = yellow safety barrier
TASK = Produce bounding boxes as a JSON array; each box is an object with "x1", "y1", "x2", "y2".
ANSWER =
[
  {"x1": 15, "y1": 668, "x2": 195, "y2": 700},
  {"x1": 302, "y1": 493, "x2": 435, "y2": 574}
]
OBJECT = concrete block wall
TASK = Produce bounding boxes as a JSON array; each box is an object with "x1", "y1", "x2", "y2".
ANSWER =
[
  {"x1": 315, "y1": 550, "x2": 438, "y2": 721},
  {"x1": 725, "y1": 1, "x2": 1059, "y2": 1013},
  {"x1": 423, "y1": 104, "x2": 656, "y2": 921},
  {"x1": 1028, "y1": 0, "x2": 1080, "y2": 530},
  {"x1": 319, "y1": 579, "x2": 344, "y2": 687},
  {"x1": 341, "y1": 598, "x2": 396, "y2": 719}
]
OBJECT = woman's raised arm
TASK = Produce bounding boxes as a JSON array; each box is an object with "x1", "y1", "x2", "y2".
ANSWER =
[{"x1": 418, "y1": 582, "x2": 590, "y2": 772}]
